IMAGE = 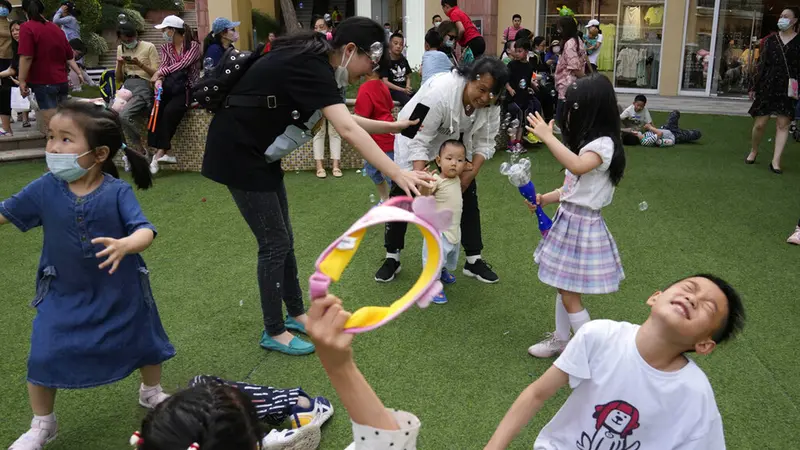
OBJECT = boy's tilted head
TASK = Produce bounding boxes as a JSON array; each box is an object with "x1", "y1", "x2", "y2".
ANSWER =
[
  {"x1": 425, "y1": 29, "x2": 443, "y2": 50},
  {"x1": 514, "y1": 38, "x2": 532, "y2": 60},
  {"x1": 390, "y1": 33, "x2": 404, "y2": 57},
  {"x1": 436, "y1": 140, "x2": 467, "y2": 179},
  {"x1": 633, "y1": 94, "x2": 647, "y2": 112},
  {"x1": 646, "y1": 274, "x2": 745, "y2": 354}
]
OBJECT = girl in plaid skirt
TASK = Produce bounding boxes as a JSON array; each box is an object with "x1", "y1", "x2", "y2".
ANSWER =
[{"x1": 524, "y1": 74, "x2": 626, "y2": 358}]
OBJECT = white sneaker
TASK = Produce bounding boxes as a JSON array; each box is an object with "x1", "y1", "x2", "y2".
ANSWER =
[
  {"x1": 157, "y1": 155, "x2": 177, "y2": 164},
  {"x1": 528, "y1": 332, "x2": 569, "y2": 358},
  {"x1": 9, "y1": 418, "x2": 58, "y2": 450},
  {"x1": 139, "y1": 384, "x2": 170, "y2": 409},
  {"x1": 122, "y1": 155, "x2": 131, "y2": 173},
  {"x1": 788, "y1": 226, "x2": 800, "y2": 245},
  {"x1": 149, "y1": 158, "x2": 159, "y2": 175},
  {"x1": 261, "y1": 426, "x2": 321, "y2": 450}
]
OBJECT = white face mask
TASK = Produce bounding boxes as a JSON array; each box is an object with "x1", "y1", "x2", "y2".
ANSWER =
[
  {"x1": 777, "y1": 17, "x2": 793, "y2": 31},
  {"x1": 434, "y1": 21, "x2": 442, "y2": 28},
  {"x1": 46, "y1": 151, "x2": 94, "y2": 182},
  {"x1": 553, "y1": 46, "x2": 561, "y2": 53},
  {"x1": 335, "y1": 46, "x2": 355, "y2": 88}
]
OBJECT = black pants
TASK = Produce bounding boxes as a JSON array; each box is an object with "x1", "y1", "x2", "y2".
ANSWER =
[
  {"x1": 385, "y1": 177, "x2": 483, "y2": 257},
  {"x1": 189, "y1": 375, "x2": 302, "y2": 425},
  {"x1": 466, "y1": 36, "x2": 486, "y2": 59},
  {"x1": 229, "y1": 182, "x2": 305, "y2": 336},
  {"x1": 660, "y1": 110, "x2": 702, "y2": 143},
  {"x1": 390, "y1": 89, "x2": 413, "y2": 106},
  {"x1": 556, "y1": 99, "x2": 566, "y2": 129},
  {"x1": 535, "y1": 84, "x2": 556, "y2": 122},
  {"x1": 147, "y1": 90, "x2": 188, "y2": 150}
]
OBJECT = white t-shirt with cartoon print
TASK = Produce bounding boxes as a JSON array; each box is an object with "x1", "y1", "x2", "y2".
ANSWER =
[
  {"x1": 559, "y1": 137, "x2": 616, "y2": 210},
  {"x1": 534, "y1": 320, "x2": 726, "y2": 450}
]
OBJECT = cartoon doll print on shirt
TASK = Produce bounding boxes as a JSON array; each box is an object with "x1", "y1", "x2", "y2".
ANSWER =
[{"x1": 577, "y1": 400, "x2": 641, "y2": 450}]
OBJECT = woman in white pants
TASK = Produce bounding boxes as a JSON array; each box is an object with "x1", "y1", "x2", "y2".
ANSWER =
[{"x1": 313, "y1": 118, "x2": 342, "y2": 178}]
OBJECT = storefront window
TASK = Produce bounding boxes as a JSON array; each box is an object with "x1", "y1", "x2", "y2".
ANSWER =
[
  {"x1": 537, "y1": 0, "x2": 665, "y2": 90},
  {"x1": 615, "y1": 1, "x2": 664, "y2": 89},
  {"x1": 680, "y1": 0, "x2": 716, "y2": 92}
]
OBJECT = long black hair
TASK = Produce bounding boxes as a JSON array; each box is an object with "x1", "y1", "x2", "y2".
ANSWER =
[
  {"x1": 22, "y1": 0, "x2": 45, "y2": 23},
  {"x1": 455, "y1": 56, "x2": 510, "y2": 96},
  {"x1": 10, "y1": 20, "x2": 23, "y2": 55},
  {"x1": 202, "y1": 31, "x2": 224, "y2": 56},
  {"x1": 140, "y1": 381, "x2": 262, "y2": 450},
  {"x1": 272, "y1": 16, "x2": 386, "y2": 61},
  {"x1": 557, "y1": 16, "x2": 580, "y2": 48},
  {"x1": 55, "y1": 100, "x2": 153, "y2": 190},
  {"x1": 561, "y1": 74, "x2": 626, "y2": 186}
]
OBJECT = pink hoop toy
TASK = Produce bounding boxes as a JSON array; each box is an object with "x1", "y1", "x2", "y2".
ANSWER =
[{"x1": 309, "y1": 196, "x2": 452, "y2": 333}]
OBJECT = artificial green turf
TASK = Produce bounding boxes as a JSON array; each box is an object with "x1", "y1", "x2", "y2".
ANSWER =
[{"x1": 1, "y1": 112, "x2": 799, "y2": 449}]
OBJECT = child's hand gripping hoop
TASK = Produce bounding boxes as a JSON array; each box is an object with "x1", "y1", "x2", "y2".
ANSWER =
[{"x1": 309, "y1": 196, "x2": 452, "y2": 333}]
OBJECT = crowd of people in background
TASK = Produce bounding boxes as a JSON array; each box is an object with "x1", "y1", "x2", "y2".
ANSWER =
[{"x1": 0, "y1": 1, "x2": 798, "y2": 449}]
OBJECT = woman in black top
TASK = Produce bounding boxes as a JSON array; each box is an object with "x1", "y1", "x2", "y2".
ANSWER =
[
  {"x1": 202, "y1": 17, "x2": 429, "y2": 356},
  {"x1": 746, "y1": 7, "x2": 799, "y2": 173}
]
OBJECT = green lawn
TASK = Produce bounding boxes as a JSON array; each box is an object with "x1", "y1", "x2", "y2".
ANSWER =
[{"x1": 1, "y1": 113, "x2": 799, "y2": 449}]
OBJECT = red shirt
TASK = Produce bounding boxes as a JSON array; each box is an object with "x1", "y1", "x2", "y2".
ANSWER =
[
  {"x1": 18, "y1": 20, "x2": 73, "y2": 85},
  {"x1": 446, "y1": 6, "x2": 481, "y2": 47},
  {"x1": 354, "y1": 79, "x2": 395, "y2": 152}
]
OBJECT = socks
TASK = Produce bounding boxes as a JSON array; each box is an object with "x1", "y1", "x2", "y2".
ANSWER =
[
  {"x1": 386, "y1": 252, "x2": 400, "y2": 261},
  {"x1": 33, "y1": 413, "x2": 56, "y2": 424},
  {"x1": 465, "y1": 254, "x2": 481, "y2": 264},
  {"x1": 568, "y1": 309, "x2": 591, "y2": 333},
  {"x1": 554, "y1": 293, "x2": 571, "y2": 342}
]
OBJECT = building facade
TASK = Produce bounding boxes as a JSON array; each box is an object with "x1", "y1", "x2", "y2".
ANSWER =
[{"x1": 205, "y1": 0, "x2": 778, "y2": 98}]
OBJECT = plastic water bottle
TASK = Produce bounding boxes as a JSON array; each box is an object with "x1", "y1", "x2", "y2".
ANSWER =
[
  {"x1": 362, "y1": 168, "x2": 367, "y2": 177},
  {"x1": 369, "y1": 194, "x2": 376, "y2": 203}
]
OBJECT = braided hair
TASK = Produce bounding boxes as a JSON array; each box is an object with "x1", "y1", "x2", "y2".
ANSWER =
[
  {"x1": 139, "y1": 381, "x2": 263, "y2": 450},
  {"x1": 54, "y1": 100, "x2": 153, "y2": 190}
]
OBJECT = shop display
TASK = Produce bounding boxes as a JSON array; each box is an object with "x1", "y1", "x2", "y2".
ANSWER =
[{"x1": 615, "y1": 2, "x2": 664, "y2": 89}]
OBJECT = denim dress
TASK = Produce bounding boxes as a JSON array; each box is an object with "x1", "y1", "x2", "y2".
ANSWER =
[{"x1": 0, "y1": 174, "x2": 175, "y2": 388}]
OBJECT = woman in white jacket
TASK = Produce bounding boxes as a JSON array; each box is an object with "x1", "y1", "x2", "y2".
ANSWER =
[{"x1": 375, "y1": 57, "x2": 508, "y2": 285}]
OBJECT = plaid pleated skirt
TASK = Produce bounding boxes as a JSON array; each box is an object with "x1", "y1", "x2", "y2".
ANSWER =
[{"x1": 534, "y1": 202, "x2": 625, "y2": 294}]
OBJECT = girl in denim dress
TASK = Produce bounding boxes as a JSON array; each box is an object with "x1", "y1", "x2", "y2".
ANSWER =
[{"x1": 0, "y1": 100, "x2": 175, "y2": 450}]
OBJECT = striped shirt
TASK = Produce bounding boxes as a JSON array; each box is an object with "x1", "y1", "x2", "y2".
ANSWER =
[{"x1": 156, "y1": 40, "x2": 201, "y2": 87}]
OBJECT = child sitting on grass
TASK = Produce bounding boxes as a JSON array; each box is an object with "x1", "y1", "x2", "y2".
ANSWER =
[
  {"x1": 307, "y1": 274, "x2": 744, "y2": 450},
  {"x1": 421, "y1": 140, "x2": 469, "y2": 304},
  {"x1": 486, "y1": 274, "x2": 745, "y2": 449},
  {"x1": 620, "y1": 95, "x2": 701, "y2": 147},
  {"x1": 354, "y1": 69, "x2": 396, "y2": 203},
  {"x1": 134, "y1": 376, "x2": 333, "y2": 449}
]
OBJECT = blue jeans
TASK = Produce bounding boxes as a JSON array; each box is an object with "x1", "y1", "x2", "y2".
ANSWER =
[
  {"x1": 30, "y1": 83, "x2": 68, "y2": 110},
  {"x1": 364, "y1": 151, "x2": 394, "y2": 184}
]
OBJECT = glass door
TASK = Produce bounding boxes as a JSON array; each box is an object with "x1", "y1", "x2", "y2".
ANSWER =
[
  {"x1": 711, "y1": 1, "x2": 763, "y2": 96},
  {"x1": 680, "y1": 0, "x2": 766, "y2": 96}
]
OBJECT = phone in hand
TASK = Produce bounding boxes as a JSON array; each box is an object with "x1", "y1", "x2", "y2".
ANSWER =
[
  {"x1": 123, "y1": 56, "x2": 132, "y2": 62},
  {"x1": 400, "y1": 103, "x2": 430, "y2": 139}
]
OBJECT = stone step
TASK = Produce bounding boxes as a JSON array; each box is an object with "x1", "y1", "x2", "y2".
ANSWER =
[
  {"x1": 0, "y1": 134, "x2": 47, "y2": 151},
  {"x1": 0, "y1": 148, "x2": 45, "y2": 162}
]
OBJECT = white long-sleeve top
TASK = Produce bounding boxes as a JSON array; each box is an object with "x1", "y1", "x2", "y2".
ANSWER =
[{"x1": 393, "y1": 70, "x2": 501, "y2": 170}]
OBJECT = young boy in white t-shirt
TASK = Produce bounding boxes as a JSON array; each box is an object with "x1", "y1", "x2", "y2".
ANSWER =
[
  {"x1": 421, "y1": 139, "x2": 469, "y2": 305},
  {"x1": 486, "y1": 274, "x2": 745, "y2": 450},
  {"x1": 305, "y1": 274, "x2": 744, "y2": 450}
]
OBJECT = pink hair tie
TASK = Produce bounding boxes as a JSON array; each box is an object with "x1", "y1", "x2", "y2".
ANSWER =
[
  {"x1": 326, "y1": 31, "x2": 332, "y2": 41},
  {"x1": 188, "y1": 444, "x2": 200, "y2": 450}
]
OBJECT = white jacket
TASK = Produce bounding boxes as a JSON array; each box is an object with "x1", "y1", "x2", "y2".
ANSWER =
[{"x1": 393, "y1": 71, "x2": 501, "y2": 170}]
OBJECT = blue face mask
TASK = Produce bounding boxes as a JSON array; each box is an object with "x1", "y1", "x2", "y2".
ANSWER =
[
  {"x1": 163, "y1": 31, "x2": 172, "y2": 42},
  {"x1": 445, "y1": 39, "x2": 455, "y2": 48},
  {"x1": 123, "y1": 40, "x2": 138, "y2": 49},
  {"x1": 0, "y1": 7, "x2": 9, "y2": 17},
  {"x1": 46, "y1": 151, "x2": 94, "y2": 182}
]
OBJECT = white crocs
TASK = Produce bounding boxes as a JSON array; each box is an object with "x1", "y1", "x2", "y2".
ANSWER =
[
  {"x1": 139, "y1": 384, "x2": 170, "y2": 409},
  {"x1": 261, "y1": 426, "x2": 321, "y2": 450},
  {"x1": 9, "y1": 418, "x2": 58, "y2": 450}
]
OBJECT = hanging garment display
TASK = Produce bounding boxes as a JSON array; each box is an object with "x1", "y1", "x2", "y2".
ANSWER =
[
  {"x1": 621, "y1": 6, "x2": 642, "y2": 41},
  {"x1": 597, "y1": 23, "x2": 616, "y2": 71},
  {"x1": 644, "y1": 6, "x2": 664, "y2": 26}
]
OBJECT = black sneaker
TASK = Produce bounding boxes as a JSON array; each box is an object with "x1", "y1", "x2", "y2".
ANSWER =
[
  {"x1": 375, "y1": 258, "x2": 401, "y2": 282},
  {"x1": 463, "y1": 259, "x2": 499, "y2": 284}
]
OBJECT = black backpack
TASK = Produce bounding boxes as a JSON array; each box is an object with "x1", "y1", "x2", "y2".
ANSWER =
[{"x1": 192, "y1": 46, "x2": 263, "y2": 112}]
